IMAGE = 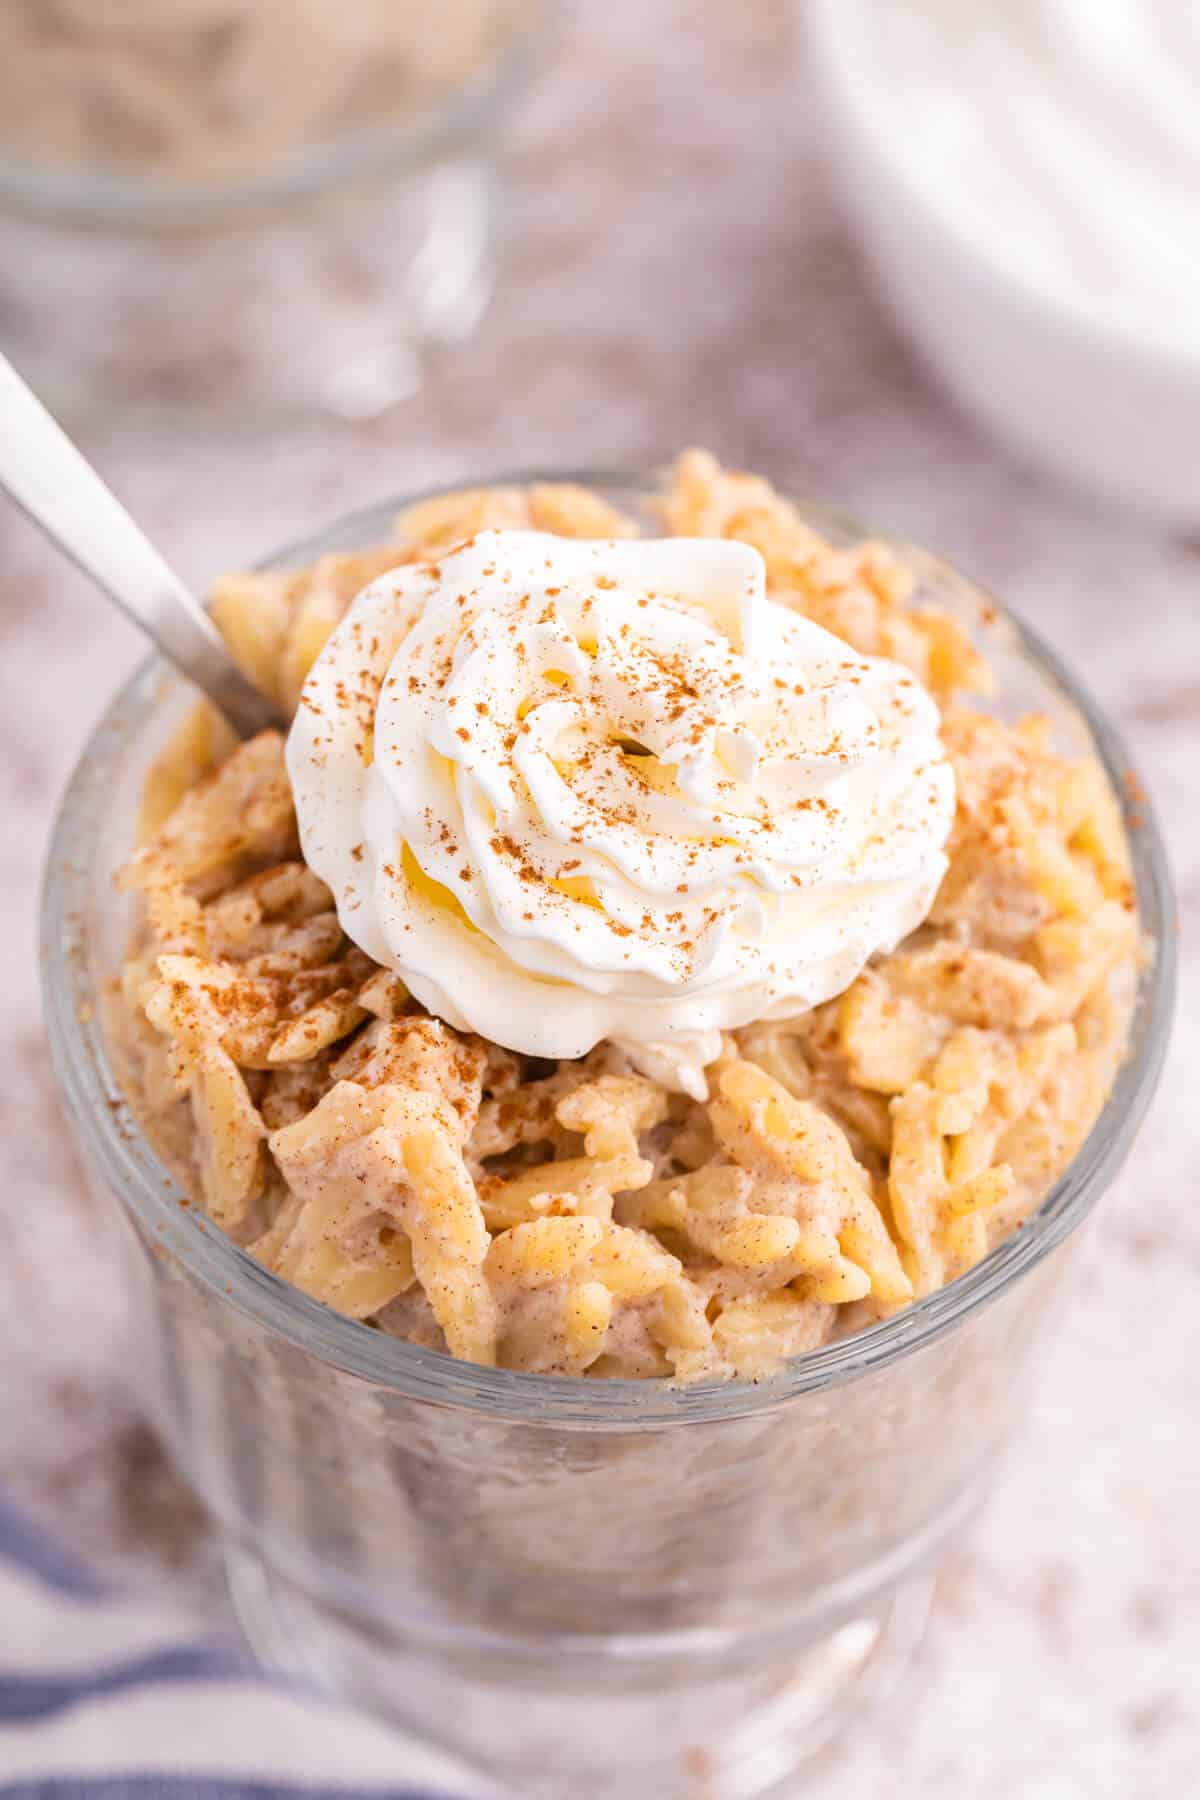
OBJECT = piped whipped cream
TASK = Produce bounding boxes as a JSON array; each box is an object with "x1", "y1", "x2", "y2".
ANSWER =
[{"x1": 287, "y1": 530, "x2": 955, "y2": 1096}]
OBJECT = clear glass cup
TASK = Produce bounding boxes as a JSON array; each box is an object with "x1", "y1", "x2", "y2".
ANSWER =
[
  {"x1": 0, "y1": 3, "x2": 550, "y2": 427},
  {"x1": 41, "y1": 475, "x2": 1175, "y2": 1800}
]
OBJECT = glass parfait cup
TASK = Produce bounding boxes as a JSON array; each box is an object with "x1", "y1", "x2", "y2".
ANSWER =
[
  {"x1": 41, "y1": 476, "x2": 1174, "y2": 1800},
  {"x1": 0, "y1": 3, "x2": 550, "y2": 427}
]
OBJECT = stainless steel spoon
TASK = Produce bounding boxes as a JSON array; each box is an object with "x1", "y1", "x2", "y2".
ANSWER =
[{"x1": 0, "y1": 353, "x2": 280, "y2": 738}]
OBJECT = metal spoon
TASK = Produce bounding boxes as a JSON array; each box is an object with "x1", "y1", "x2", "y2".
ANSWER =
[{"x1": 0, "y1": 353, "x2": 280, "y2": 738}]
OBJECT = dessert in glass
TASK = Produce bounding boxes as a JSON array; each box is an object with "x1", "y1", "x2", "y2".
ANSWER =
[
  {"x1": 0, "y1": 0, "x2": 547, "y2": 422},
  {"x1": 42, "y1": 453, "x2": 1173, "y2": 1798}
]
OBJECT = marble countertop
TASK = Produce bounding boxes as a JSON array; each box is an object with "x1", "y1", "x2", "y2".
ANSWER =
[{"x1": 1, "y1": 4, "x2": 1196, "y2": 1795}]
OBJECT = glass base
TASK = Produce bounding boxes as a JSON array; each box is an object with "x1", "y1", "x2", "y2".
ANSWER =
[{"x1": 225, "y1": 1544, "x2": 933, "y2": 1799}]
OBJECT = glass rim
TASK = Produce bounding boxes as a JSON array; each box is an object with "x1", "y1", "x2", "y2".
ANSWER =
[
  {"x1": 0, "y1": 2, "x2": 553, "y2": 230},
  {"x1": 40, "y1": 466, "x2": 1177, "y2": 1427}
]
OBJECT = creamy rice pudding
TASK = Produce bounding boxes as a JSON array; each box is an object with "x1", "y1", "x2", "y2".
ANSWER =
[{"x1": 111, "y1": 452, "x2": 1139, "y2": 1380}]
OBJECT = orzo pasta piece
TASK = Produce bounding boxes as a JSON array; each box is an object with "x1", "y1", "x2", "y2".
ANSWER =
[
  {"x1": 253, "y1": 1188, "x2": 417, "y2": 1321},
  {"x1": 330, "y1": 1016, "x2": 487, "y2": 1139},
  {"x1": 479, "y1": 1147, "x2": 652, "y2": 1231},
  {"x1": 212, "y1": 549, "x2": 405, "y2": 713},
  {"x1": 712, "y1": 1061, "x2": 911, "y2": 1306},
  {"x1": 396, "y1": 486, "x2": 530, "y2": 553},
  {"x1": 137, "y1": 701, "x2": 237, "y2": 841},
  {"x1": 487, "y1": 1218, "x2": 683, "y2": 1376},
  {"x1": 142, "y1": 971, "x2": 266, "y2": 1229},
  {"x1": 1033, "y1": 900, "x2": 1138, "y2": 1021},
  {"x1": 837, "y1": 976, "x2": 948, "y2": 1094},
  {"x1": 711, "y1": 1290, "x2": 836, "y2": 1381},
  {"x1": 618, "y1": 1164, "x2": 753, "y2": 1236},
  {"x1": 120, "y1": 730, "x2": 296, "y2": 891},
  {"x1": 556, "y1": 1074, "x2": 670, "y2": 1160},
  {"x1": 527, "y1": 483, "x2": 636, "y2": 539},
  {"x1": 269, "y1": 1081, "x2": 495, "y2": 1363},
  {"x1": 886, "y1": 941, "x2": 1051, "y2": 1031}
]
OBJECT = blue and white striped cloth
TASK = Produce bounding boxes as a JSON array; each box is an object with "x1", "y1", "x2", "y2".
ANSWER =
[{"x1": 0, "y1": 1494, "x2": 468, "y2": 1800}]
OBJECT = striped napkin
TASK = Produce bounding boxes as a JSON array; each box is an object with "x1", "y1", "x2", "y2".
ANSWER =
[{"x1": 0, "y1": 1492, "x2": 473, "y2": 1800}]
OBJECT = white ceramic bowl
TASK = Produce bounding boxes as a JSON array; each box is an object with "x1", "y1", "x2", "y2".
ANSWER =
[{"x1": 806, "y1": 0, "x2": 1200, "y2": 527}]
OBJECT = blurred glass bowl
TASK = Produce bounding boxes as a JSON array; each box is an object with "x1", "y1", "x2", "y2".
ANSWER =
[{"x1": 0, "y1": 1, "x2": 551, "y2": 427}]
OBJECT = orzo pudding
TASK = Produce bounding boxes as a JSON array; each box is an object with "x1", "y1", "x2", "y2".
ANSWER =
[{"x1": 110, "y1": 452, "x2": 1139, "y2": 1381}]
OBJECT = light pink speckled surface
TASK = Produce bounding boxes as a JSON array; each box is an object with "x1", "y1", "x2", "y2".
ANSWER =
[{"x1": 1, "y1": 5, "x2": 1197, "y2": 1794}]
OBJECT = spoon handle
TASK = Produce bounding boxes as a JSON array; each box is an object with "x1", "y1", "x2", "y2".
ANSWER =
[{"x1": 0, "y1": 354, "x2": 279, "y2": 738}]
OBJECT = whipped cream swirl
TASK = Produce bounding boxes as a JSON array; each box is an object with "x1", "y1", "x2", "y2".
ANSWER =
[{"x1": 288, "y1": 530, "x2": 955, "y2": 1095}]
